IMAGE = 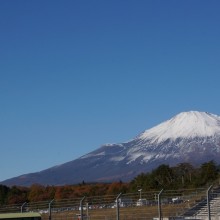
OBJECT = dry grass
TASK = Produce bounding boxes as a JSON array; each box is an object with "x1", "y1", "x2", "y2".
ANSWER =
[{"x1": 40, "y1": 202, "x2": 192, "y2": 220}]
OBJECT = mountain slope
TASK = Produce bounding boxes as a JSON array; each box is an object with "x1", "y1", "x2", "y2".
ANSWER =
[{"x1": 2, "y1": 111, "x2": 220, "y2": 186}]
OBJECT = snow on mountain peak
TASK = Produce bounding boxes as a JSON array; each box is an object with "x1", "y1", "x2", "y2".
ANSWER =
[{"x1": 139, "y1": 111, "x2": 220, "y2": 143}]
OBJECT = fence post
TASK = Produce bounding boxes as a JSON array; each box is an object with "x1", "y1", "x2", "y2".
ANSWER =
[
  {"x1": 207, "y1": 185, "x2": 213, "y2": 220},
  {"x1": 116, "y1": 193, "x2": 122, "y2": 220},
  {"x1": 49, "y1": 199, "x2": 54, "y2": 220},
  {"x1": 86, "y1": 202, "x2": 89, "y2": 219},
  {"x1": 21, "y1": 202, "x2": 27, "y2": 213},
  {"x1": 80, "y1": 196, "x2": 86, "y2": 220},
  {"x1": 158, "y1": 189, "x2": 163, "y2": 220}
]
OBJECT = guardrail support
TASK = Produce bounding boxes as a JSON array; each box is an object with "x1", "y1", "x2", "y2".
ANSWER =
[
  {"x1": 49, "y1": 199, "x2": 54, "y2": 220},
  {"x1": 158, "y1": 189, "x2": 164, "y2": 220},
  {"x1": 21, "y1": 202, "x2": 27, "y2": 213},
  {"x1": 80, "y1": 196, "x2": 86, "y2": 220},
  {"x1": 116, "y1": 193, "x2": 122, "y2": 220},
  {"x1": 207, "y1": 185, "x2": 213, "y2": 220}
]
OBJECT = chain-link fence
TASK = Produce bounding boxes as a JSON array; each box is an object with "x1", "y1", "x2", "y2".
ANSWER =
[{"x1": 1, "y1": 187, "x2": 220, "y2": 220}]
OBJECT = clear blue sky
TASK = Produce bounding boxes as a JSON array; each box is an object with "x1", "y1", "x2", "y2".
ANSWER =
[{"x1": 1, "y1": 0, "x2": 220, "y2": 182}]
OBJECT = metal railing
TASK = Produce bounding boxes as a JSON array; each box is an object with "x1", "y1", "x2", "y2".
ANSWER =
[{"x1": 1, "y1": 187, "x2": 220, "y2": 220}]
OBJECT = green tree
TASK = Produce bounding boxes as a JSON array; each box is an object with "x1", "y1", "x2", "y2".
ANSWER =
[
  {"x1": 0, "y1": 185, "x2": 10, "y2": 205},
  {"x1": 151, "y1": 164, "x2": 175, "y2": 189},
  {"x1": 172, "y1": 163, "x2": 195, "y2": 188},
  {"x1": 200, "y1": 160, "x2": 218, "y2": 185}
]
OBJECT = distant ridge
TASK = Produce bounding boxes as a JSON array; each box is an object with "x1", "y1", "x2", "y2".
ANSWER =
[{"x1": 2, "y1": 111, "x2": 220, "y2": 186}]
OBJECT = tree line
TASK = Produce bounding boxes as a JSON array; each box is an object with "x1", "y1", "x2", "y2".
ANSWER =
[{"x1": 0, "y1": 160, "x2": 219, "y2": 205}]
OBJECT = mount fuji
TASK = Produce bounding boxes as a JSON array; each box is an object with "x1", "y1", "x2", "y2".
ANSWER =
[{"x1": 2, "y1": 111, "x2": 220, "y2": 186}]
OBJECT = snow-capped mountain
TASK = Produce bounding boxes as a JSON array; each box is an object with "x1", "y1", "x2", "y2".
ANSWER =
[
  {"x1": 140, "y1": 111, "x2": 220, "y2": 142},
  {"x1": 2, "y1": 111, "x2": 220, "y2": 186}
]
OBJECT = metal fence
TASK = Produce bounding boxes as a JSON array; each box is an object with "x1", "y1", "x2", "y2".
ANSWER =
[{"x1": 1, "y1": 186, "x2": 220, "y2": 220}]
